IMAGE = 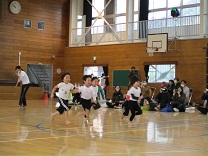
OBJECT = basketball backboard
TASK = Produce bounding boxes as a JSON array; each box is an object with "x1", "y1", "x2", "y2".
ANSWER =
[{"x1": 147, "y1": 33, "x2": 168, "y2": 54}]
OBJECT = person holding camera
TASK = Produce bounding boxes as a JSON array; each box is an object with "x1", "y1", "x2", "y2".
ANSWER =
[
  {"x1": 171, "y1": 86, "x2": 186, "y2": 112},
  {"x1": 155, "y1": 85, "x2": 170, "y2": 110},
  {"x1": 197, "y1": 89, "x2": 208, "y2": 114}
]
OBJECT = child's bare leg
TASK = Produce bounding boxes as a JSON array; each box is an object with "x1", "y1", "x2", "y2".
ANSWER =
[
  {"x1": 51, "y1": 111, "x2": 59, "y2": 121},
  {"x1": 120, "y1": 115, "x2": 125, "y2": 121},
  {"x1": 65, "y1": 111, "x2": 70, "y2": 124},
  {"x1": 85, "y1": 109, "x2": 92, "y2": 126}
]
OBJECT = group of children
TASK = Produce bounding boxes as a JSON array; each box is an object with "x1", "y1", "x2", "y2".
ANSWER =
[
  {"x1": 51, "y1": 73, "x2": 101, "y2": 126},
  {"x1": 50, "y1": 72, "x2": 143, "y2": 127}
]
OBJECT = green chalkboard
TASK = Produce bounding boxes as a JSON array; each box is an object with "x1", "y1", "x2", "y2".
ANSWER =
[{"x1": 113, "y1": 70, "x2": 139, "y2": 87}]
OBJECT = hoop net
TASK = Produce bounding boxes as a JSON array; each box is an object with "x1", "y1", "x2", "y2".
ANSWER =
[
  {"x1": 148, "y1": 52, "x2": 154, "y2": 57},
  {"x1": 146, "y1": 47, "x2": 159, "y2": 57}
]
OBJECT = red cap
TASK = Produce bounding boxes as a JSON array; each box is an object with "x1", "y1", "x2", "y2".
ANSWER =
[{"x1": 161, "y1": 82, "x2": 166, "y2": 87}]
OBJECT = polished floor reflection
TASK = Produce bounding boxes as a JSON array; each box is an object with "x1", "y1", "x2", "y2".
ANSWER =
[{"x1": 0, "y1": 100, "x2": 207, "y2": 155}]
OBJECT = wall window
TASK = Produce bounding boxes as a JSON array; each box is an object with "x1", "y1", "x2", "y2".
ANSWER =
[
  {"x1": 116, "y1": 16, "x2": 126, "y2": 31},
  {"x1": 92, "y1": 0, "x2": 104, "y2": 34},
  {"x1": 182, "y1": 6, "x2": 200, "y2": 16},
  {"x1": 77, "y1": 15, "x2": 82, "y2": 35},
  {"x1": 168, "y1": 0, "x2": 181, "y2": 8},
  {"x1": 116, "y1": 0, "x2": 126, "y2": 14},
  {"x1": 183, "y1": 0, "x2": 200, "y2": 5},
  {"x1": 134, "y1": 0, "x2": 139, "y2": 12},
  {"x1": 92, "y1": 19, "x2": 104, "y2": 34},
  {"x1": 148, "y1": 64, "x2": 176, "y2": 83},
  {"x1": 149, "y1": 0, "x2": 200, "y2": 20},
  {"x1": 92, "y1": 0, "x2": 104, "y2": 17},
  {"x1": 149, "y1": 0, "x2": 166, "y2": 10}
]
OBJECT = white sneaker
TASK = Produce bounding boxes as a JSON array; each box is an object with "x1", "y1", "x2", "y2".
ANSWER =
[{"x1": 173, "y1": 108, "x2": 179, "y2": 112}]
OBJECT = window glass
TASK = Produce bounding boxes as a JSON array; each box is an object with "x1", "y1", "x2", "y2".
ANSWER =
[
  {"x1": 77, "y1": 15, "x2": 82, "y2": 35},
  {"x1": 116, "y1": 0, "x2": 126, "y2": 14},
  {"x1": 134, "y1": 14, "x2": 139, "y2": 30},
  {"x1": 148, "y1": 11, "x2": 166, "y2": 20},
  {"x1": 91, "y1": 19, "x2": 104, "y2": 34},
  {"x1": 183, "y1": 0, "x2": 200, "y2": 5},
  {"x1": 92, "y1": 0, "x2": 104, "y2": 17},
  {"x1": 134, "y1": 0, "x2": 139, "y2": 12},
  {"x1": 182, "y1": 6, "x2": 200, "y2": 16},
  {"x1": 149, "y1": 0, "x2": 166, "y2": 10},
  {"x1": 148, "y1": 64, "x2": 176, "y2": 83},
  {"x1": 168, "y1": 0, "x2": 181, "y2": 8},
  {"x1": 116, "y1": 16, "x2": 126, "y2": 31}
]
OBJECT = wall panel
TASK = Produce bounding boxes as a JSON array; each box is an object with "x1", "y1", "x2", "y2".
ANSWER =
[
  {"x1": 0, "y1": 0, "x2": 69, "y2": 86},
  {"x1": 64, "y1": 39, "x2": 208, "y2": 103}
]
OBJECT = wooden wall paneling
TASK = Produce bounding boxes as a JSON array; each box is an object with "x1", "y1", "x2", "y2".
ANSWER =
[
  {"x1": 64, "y1": 39, "x2": 208, "y2": 103},
  {"x1": 0, "y1": 0, "x2": 69, "y2": 90}
]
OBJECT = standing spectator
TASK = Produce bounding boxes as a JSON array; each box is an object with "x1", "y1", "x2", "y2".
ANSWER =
[{"x1": 128, "y1": 67, "x2": 138, "y2": 80}]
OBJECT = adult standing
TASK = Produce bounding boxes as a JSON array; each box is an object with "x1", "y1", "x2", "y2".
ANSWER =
[
  {"x1": 15, "y1": 66, "x2": 30, "y2": 107},
  {"x1": 128, "y1": 67, "x2": 138, "y2": 80}
]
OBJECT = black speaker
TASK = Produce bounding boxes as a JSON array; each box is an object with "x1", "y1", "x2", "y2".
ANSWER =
[{"x1": 0, "y1": 0, "x2": 4, "y2": 21}]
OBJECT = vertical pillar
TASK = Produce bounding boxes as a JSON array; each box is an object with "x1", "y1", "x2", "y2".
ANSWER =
[
  {"x1": 204, "y1": 0, "x2": 208, "y2": 36},
  {"x1": 126, "y1": 0, "x2": 134, "y2": 42}
]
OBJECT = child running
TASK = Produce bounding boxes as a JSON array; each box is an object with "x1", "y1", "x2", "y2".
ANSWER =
[
  {"x1": 90, "y1": 77, "x2": 101, "y2": 110},
  {"x1": 51, "y1": 72, "x2": 76, "y2": 124},
  {"x1": 127, "y1": 75, "x2": 143, "y2": 127},
  {"x1": 76, "y1": 75, "x2": 97, "y2": 126}
]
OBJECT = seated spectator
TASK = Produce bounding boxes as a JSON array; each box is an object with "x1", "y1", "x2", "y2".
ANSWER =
[
  {"x1": 155, "y1": 85, "x2": 170, "y2": 110},
  {"x1": 168, "y1": 80, "x2": 175, "y2": 100},
  {"x1": 140, "y1": 81, "x2": 152, "y2": 106},
  {"x1": 174, "y1": 78, "x2": 181, "y2": 88},
  {"x1": 171, "y1": 86, "x2": 186, "y2": 112},
  {"x1": 106, "y1": 85, "x2": 124, "y2": 108},
  {"x1": 197, "y1": 88, "x2": 208, "y2": 114},
  {"x1": 181, "y1": 80, "x2": 189, "y2": 104}
]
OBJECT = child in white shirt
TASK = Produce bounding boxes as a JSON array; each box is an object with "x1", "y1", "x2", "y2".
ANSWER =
[
  {"x1": 51, "y1": 72, "x2": 76, "y2": 124},
  {"x1": 76, "y1": 75, "x2": 97, "y2": 126},
  {"x1": 90, "y1": 77, "x2": 101, "y2": 110},
  {"x1": 127, "y1": 75, "x2": 143, "y2": 127}
]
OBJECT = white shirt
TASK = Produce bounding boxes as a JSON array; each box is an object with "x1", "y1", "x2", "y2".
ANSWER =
[
  {"x1": 57, "y1": 82, "x2": 74, "y2": 100},
  {"x1": 91, "y1": 85, "x2": 98, "y2": 98},
  {"x1": 183, "y1": 86, "x2": 190, "y2": 103},
  {"x1": 79, "y1": 85, "x2": 96, "y2": 100},
  {"x1": 128, "y1": 86, "x2": 141, "y2": 101},
  {"x1": 17, "y1": 71, "x2": 30, "y2": 85}
]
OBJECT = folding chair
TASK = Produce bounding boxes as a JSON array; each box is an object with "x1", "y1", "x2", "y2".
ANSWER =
[
  {"x1": 187, "y1": 88, "x2": 194, "y2": 107},
  {"x1": 150, "y1": 87, "x2": 156, "y2": 99}
]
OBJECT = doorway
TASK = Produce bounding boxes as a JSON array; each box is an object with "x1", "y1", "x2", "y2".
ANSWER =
[{"x1": 83, "y1": 65, "x2": 109, "y2": 98}]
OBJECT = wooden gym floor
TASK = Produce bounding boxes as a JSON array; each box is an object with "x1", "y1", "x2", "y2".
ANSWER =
[{"x1": 0, "y1": 100, "x2": 207, "y2": 156}]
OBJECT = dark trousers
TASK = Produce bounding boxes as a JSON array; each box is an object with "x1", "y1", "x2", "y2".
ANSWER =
[
  {"x1": 128, "y1": 101, "x2": 142, "y2": 121},
  {"x1": 106, "y1": 102, "x2": 115, "y2": 108},
  {"x1": 123, "y1": 100, "x2": 130, "y2": 116},
  {"x1": 197, "y1": 106, "x2": 208, "y2": 114},
  {"x1": 172, "y1": 102, "x2": 186, "y2": 112},
  {"x1": 19, "y1": 84, "x2": 30, "y2": 106},
  {"x1": 72, "y1": 93, "x2": 81, "y2": 103}
]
